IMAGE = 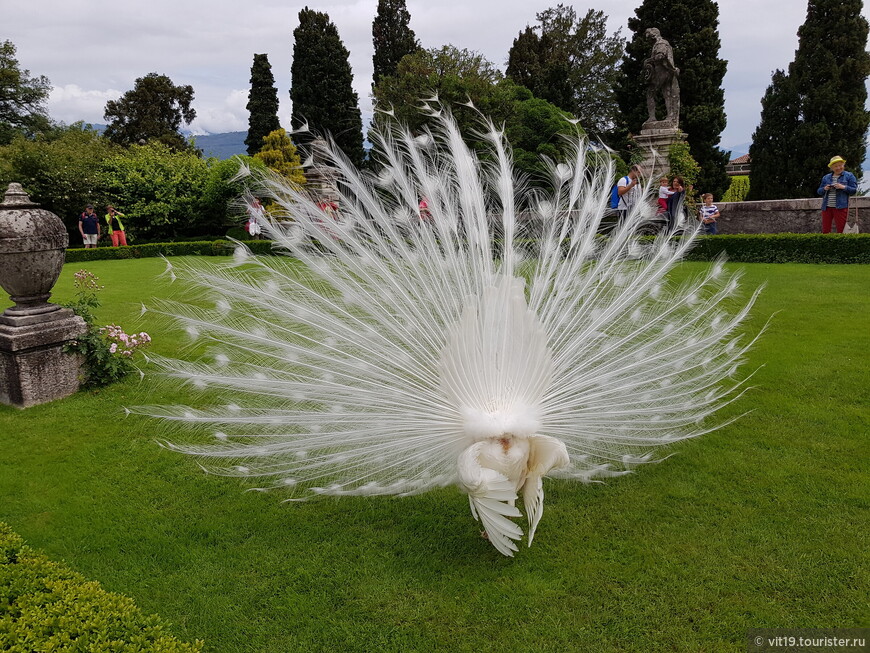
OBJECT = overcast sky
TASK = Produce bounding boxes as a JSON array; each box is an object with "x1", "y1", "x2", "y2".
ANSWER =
[{"x1": 6, "y1": 1, "x2": 867, "y2": 151}]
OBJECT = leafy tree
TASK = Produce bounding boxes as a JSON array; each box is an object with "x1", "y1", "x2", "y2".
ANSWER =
[
  {"x1": 372, "y1": 0, "x2": 419, "y2": 88},
  {"x1": 506, "y1": 6, "x2": 624, "y2": 136},
  {"x1": 373, "y1": 45, "x2": 502, "y2": 134},
  {"x1": 373, "y1": 46, "x2": 577, "y2": 184},
  {"x1": 103, "y1": 73, "x2": 196, "y2": 150},
  {"x1": 245, "y1": 54, "x2": 281, "y2": 156},
  {"x1": 290, "y1": 8, "x2": 364, "y2": 167},
  {"x1": 748, "y1": 0, "x2": 870, "y2": 200},
  {"x1": 0, "y1": 40, "x2": 52, "y2": 144},
  {"x1": 614, "y1": 0, "x2": 730, "y2": 197},
  {"x1": 254, "y1": 128, "x2": 306, "y2": 187},
  {"x1": 202, "y1": 156, "x2": 268, "y2": 227},
  {"x1": 99, "y1": 142, "x2": 209, "y2": 240},
  {"x1": 0, "y1": 123, "x2": 118, "y2": 233}
]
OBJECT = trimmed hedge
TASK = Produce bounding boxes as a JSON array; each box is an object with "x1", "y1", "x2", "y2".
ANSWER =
[
  {"x1": 65, "y1": 240, "x2": 276, "y2": 263},
  {"x1": 64, "y1": 233, "x2": 870, "y2": 265},
  {"x1": 0, "y1": 522, "x2": 203, "y2": 652},
  {"x1": 682, "y1": 233, "x2": 870, "y2": 264}
]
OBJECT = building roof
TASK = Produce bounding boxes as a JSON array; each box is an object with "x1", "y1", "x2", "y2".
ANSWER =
[{"x1": 729, "y1": 153, "x2": 751, "y2": 165}]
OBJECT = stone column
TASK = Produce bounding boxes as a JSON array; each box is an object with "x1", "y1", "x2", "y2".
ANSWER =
[
  {"x1": 0, "y1": 183, "x2": 87, "y2": 408},
  {"x1": 634, "y1": 122, "x2": 686, "y2": 180}
]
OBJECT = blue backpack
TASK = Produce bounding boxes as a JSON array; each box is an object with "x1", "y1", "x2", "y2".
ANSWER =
[{"x1": 610, "y1": 176, "x2": 629, "y2": 209}]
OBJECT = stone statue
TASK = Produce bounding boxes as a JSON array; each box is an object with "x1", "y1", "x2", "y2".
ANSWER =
[{"x1": 642, "y1": 28, "x2": 680, "y2": 127}]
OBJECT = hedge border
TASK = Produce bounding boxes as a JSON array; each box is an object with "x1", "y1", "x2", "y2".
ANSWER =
[
  {"x1": 64, "y1": 233, "x2": 870, "y2": 265},
  {"x1": 0, "y1": 522, "x2": 203, "y2": 651}
]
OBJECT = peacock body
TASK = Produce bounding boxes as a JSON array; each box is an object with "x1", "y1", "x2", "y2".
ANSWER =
[{"x1": 143, "y1": 110, "x2": 760, "y2": 556}]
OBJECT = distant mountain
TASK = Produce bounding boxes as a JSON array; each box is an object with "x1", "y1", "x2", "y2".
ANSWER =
[
  {"x1": 723, "y1": 142, "x2": 751, "y2": 160},
  {"x1": 193, "y1": 131, "x2": 247, "y2": 160}
]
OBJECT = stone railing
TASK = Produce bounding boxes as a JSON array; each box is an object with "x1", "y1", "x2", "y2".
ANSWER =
[{"x1": 716, "y1": 196, "x2": 868, "y2": 234}]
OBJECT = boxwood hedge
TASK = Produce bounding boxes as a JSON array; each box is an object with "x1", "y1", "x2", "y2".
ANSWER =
[
  {"x1": 0, "y1": 523, "x2": 203, "y2": 652},
  {"x1": 64, "y1": 233, "x2": 870, "y2": 265}
]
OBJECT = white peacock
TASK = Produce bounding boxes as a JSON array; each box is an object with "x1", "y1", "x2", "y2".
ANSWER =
[{"x1": 141, "y1": 109, "x2": 760, "y2": 556}]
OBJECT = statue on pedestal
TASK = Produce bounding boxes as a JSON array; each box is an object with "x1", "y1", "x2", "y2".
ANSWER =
[{"x1": 642, "y1": 28, "x2": 680, "y2": 128}]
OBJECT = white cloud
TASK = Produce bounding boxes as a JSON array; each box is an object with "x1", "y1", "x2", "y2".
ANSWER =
[
  {"x1": 47, "y1": 85, "x2": 121, "y2": 126},
  {"x1": 7, "y1": 0, "x2": 869, "y2": 149}
]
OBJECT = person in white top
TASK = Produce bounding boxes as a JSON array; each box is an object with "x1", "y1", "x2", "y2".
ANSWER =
[{"x1": 617, "y1": 165, "x2": 643, "y2": 219}]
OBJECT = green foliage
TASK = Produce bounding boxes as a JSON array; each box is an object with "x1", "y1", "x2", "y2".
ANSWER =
[
  {"x1": 748, "y1": 0, "x2": 870, "y2": 200},
  {"x1": 373, "y1": 46, "x2": 502, "y2": 134},
  {"x1": 372, "y1": 0, "x2": 420, "y2": 88},
  {"x1": 722, "y1": 175, "x2": 750, "y2": 202},
  {"x1": 290, "y1": 8, "x2": 364, "y2": 167},
  {"x1": 0, "y1": 40, "x2": 52, "y2": 144},
  {"x1": 373, "y1": 47, "x2": 578, "y2": 184},
  {"x1": 681, "y1": 233, "x2": 870, "y2": 263},
  {"x1": 201, "y1": 155, "x2": 267, "y2": 227},
  {"x1": 0, "y1": 522, "x2": 203, "y2": 651},
  {"x1": 245, "y1": 54, "x2": 281, "y2": 156},
  {"x1": 668, "y1": 139, "x2": 701, "y2": 187},
  {"x1": 99, "y1": 142, "x2": 209, "y2": 240},
  {"x1": 103, "y1": 73, "x2": 196, "y2": 150},
  {"x1": 253, "y1": 129, "x2": 306, "y2": 187},
  {"x1": 0, "y1": 123, "x2": 119, "y2": 230},
  {"x1": 63, "y1": 240, "x2": 275, "y2": 263},
  {"x1": 60, "y1": 270, "x2": 150, "y2": 388},
  {"x1": 615, "y1": 0, "x2": 730, "y2": 197},
  {"x1": 506, "y1": 6, "x2": 624, "y2": 135}
]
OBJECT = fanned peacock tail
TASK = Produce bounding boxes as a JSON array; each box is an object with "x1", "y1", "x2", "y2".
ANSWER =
[{"x1": 136, "y1": 107, "x2": 762, "y2": 553}]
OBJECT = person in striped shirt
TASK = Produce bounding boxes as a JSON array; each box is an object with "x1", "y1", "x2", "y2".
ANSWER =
[{"x1": 817, "y1": 155, "x2": 858, "y2": 233}]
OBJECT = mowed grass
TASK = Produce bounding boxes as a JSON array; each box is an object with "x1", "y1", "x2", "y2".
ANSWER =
[{"x1": 0, "y1": 258, "x2": 867, "y2": 652}]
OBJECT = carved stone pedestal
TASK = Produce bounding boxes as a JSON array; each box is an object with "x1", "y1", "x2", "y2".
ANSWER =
[
  {"x1": 634, "y1": 121, "x2": 686, "y2": 179},
  {"x1": 0, "y1": 309, "x2": 86, "y2": 408},
  {"x1": 0, "y1": 182, "x2": 87, "y2": 408}
]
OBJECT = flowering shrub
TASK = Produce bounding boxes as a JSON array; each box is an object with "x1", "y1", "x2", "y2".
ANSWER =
[
  {"x1": 101, "y1": 324, "x2": 152, "y2": 357},
  {"x1": 62, "y1": 270, "x2": 151, "y2": 388}
]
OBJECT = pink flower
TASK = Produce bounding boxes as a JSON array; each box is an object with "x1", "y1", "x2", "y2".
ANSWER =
[{"x1": 109, "y1": 343, "x2": 118, "y2": 354}]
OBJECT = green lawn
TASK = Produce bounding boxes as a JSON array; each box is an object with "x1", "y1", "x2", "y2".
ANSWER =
[{"x1": 1, "y1": 258, "x2": 868, "y2": 652}]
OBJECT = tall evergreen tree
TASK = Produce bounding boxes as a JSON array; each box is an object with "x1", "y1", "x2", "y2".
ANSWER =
[
  {"x1": 748, "y1": 0, "x2": 870, "y2": 200},
  {"x1": 372, "y1": 0, "x2": 419, "y2": 89},
  {"x1": 245, "y1": 54, "x2": 281, "y2": 156},
  {"x1": 614, "y1": 0, "x2": 730, "y2": 197},
  {"x1": 506, "y1": 6, "x2": 624, "y2": 136},
  {"x1": 290, "y1": 7, "x2": 364, "y2": 168}
]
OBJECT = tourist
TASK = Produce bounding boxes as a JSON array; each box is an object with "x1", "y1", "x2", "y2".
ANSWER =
[
  {"x1": 617, "y1": 165, "x2": 644, "y2": 220},
  {"x1": 664, "y1": 175, "x2": 686, "y2": 230},
  {"x1": 817, "y1": 155, "x2": 857, "y2": 233},
  {"x1": 657, "y1": 176, "x2": 674, "y2": 214},
  {"x1": 246, "y1": 198, "x2": 264, "y2": 239},
  {"x1": 698, "y1": 193, "x2": 720, "y2": 235},
  {"x1": 78, "y1": 204, "x2": 100, "y2": 249},
  {"x1": 104, "y1": 205, "x2": 128, "y2": 247}
]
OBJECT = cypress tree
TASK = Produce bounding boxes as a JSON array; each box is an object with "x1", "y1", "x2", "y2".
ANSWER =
[
  {"x1": 614, "y1": 0, "x2": 730, "y2": 197},
  {"x1": 749, "y1": 0, "x2": 870, "y2": 199},
  {"x1": 245, "y1": 54, "x2": 281, "y2": 156},
  {"x1": 746, "y1": 71, "x2": 803, "y2": 200},
  {"x1": 372, "y1": 0, "x2": 419, "y2": 89},
  {"x1": 290, "y1": 7, "x2": 364, "y2": 168}
]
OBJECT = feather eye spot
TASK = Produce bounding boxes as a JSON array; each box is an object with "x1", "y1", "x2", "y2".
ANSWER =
[{"x1": 295, "y1": 451, "x2": 308, "y2": 460}]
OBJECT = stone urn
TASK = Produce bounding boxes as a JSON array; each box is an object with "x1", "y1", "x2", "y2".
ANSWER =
[
  {"x1": 0, "y1": 183, "x2": 86, "y2": 407},
  {"x1": 0, "y1": 183, "x2": 69, "y2": 323}
]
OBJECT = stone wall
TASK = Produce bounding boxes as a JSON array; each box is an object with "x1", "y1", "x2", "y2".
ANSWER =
[{"x1": 716, "y1": 196, "x2": 868, "y2": 234}]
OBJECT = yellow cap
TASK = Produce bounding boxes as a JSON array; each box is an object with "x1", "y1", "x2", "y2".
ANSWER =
[{"x1": 828, "y1": 155, "x2": 846, "y2": 167}]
